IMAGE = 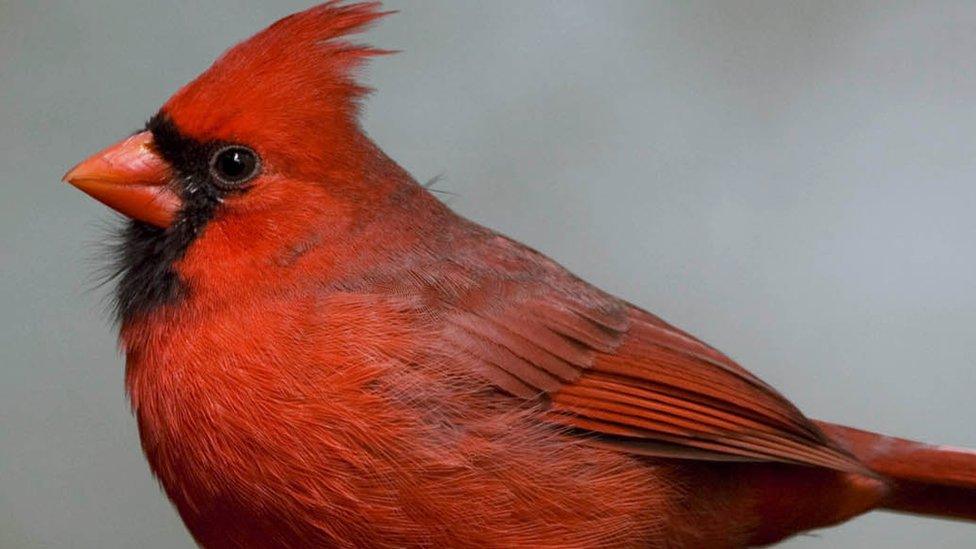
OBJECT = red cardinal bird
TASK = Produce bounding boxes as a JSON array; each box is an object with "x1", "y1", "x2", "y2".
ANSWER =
[{"x1": 65, "y1": 3, "x2": 975, "y2": 547}]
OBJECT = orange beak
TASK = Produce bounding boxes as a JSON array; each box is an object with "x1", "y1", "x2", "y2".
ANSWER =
[{"x1": 64, "y1": 131, "x2": 179, "y2": 228}]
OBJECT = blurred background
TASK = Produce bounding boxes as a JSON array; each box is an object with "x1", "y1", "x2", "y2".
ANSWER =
[{"x1": 2, "y1": 1, "x2": 975, "y2": 547}]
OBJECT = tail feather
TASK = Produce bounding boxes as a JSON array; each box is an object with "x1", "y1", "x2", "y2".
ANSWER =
[{"x1": 817, "y1": 421, "x2": 976, "y2": 521}]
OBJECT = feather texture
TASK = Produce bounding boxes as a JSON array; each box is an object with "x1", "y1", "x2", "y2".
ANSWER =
[
  {"x1": 66, "y1": 2, "x2": 973, "y2": 547},
  {"x1": 416, "y1": 229, "x2": 866, "y2": 473}
]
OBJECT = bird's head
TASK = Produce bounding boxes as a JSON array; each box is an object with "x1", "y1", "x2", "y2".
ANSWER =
[{"x1": 65, "y1": 3, "x2": 442, "y2": 323}]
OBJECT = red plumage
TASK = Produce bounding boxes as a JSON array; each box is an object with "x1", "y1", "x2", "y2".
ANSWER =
[{"x1": 65, "y1": 3, "x2": 976, "y2": 547}]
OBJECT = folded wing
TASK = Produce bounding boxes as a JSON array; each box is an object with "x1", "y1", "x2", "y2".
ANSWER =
[{"x1": 439, "y1": 234, "x2": 863, "y2": 473}]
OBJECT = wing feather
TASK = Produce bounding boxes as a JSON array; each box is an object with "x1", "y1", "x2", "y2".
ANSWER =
[{"x1": 396, "y1": 228, "x2": 865, "y2": 472}]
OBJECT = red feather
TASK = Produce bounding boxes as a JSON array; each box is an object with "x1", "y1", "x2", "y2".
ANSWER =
[{"x1": 61, "y1": 3, "x2": 976, "y2": 547}]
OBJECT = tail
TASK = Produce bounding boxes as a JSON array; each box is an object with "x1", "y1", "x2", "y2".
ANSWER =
[{"x1": 817, "y1": 421, "x2": 976, "y2": 521}]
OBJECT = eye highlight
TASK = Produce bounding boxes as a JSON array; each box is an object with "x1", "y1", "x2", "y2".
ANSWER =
[{"x1": 209, "y1": 146, "x2": 260, "y2": 188}]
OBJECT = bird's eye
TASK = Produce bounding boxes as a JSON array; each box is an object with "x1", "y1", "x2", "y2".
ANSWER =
[{"x1": 209, "y1": 146, "x2": 260, "y2": 188}]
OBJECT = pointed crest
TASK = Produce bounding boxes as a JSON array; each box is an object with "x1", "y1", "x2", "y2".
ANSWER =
[{"x1": 161, "y1": 2, "x2": 392, "y2": 167}]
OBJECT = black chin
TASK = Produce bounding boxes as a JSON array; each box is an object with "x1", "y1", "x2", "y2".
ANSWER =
[
  {"x1": 108, "y1": 220, "x2": 187, "y2": 324},
  {"x1": 106, "y1": 114, "x2": 226, "y2": 324}
]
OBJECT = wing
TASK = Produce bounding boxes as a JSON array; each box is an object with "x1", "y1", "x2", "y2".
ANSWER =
[{"x1": 436, "y1": 231, "x2": 863, "y2": 473}]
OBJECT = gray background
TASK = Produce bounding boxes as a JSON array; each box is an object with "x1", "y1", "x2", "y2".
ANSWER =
[{"x1": 2, "y1": 1, "x2": 975, "y2": 547}]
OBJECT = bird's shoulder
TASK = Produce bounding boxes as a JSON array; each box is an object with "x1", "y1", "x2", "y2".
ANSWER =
[{"x1": 316, "y1": 225, "x2": 862, "y2": 470}]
